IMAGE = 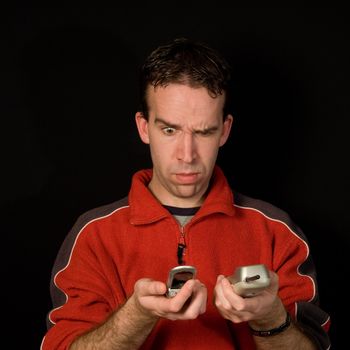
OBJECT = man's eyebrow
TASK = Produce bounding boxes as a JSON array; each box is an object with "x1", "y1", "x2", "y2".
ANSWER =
[
  {"x1": 154, "y1": 116, "x2": 219, "y2": 133},
  {"x1": 154, "y1": 117, "x2": 180, "y2": 129}
]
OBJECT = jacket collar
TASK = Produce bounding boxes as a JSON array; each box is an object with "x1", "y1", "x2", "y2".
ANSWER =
[{"x1": 128, "y1": 165, "x2": 236, "y2": 225}]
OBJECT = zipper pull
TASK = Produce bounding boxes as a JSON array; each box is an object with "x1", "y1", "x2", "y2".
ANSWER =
[{"x1": 177, "y1": 243, "x2": 186, "y2": 264}]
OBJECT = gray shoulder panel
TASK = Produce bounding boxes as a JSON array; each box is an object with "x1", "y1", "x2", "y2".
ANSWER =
[
  {"x1": 234, "y1": 192, "x2": 296, "y2": 229},
  {"x1": 234, "y1": 191, "x2": 310, "y2": 243}
]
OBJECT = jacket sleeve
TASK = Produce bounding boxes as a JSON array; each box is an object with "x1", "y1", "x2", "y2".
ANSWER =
[
  {"x1": 271, "y1": 215, "x2": 331, "y2": 349},
  {"x1": 41, "y1": 212, "x2": 127, "y2": 350}
]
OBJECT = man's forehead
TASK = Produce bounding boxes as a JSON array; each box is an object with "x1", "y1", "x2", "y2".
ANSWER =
[
  {"x1": 147, "y1": 83, "x2": 225, "y2": 101},
  {"x1": 147, "y1": 84, "x2": 225, "y2": 117}
]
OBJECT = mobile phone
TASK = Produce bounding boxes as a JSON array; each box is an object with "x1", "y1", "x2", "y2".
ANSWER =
[
  {"x1": 166, "y1": 265, "x2": 197, "y2": 297},
  {"x1": 228, "y1": 264, "x2": 270, "y2": 297}
]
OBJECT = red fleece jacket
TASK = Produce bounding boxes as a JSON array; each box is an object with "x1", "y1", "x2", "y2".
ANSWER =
[{"x1": 41, "y1": 166, "x2": 330, "y2": 349}]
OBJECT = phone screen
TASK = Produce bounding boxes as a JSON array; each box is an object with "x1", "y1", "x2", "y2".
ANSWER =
[
  {"x1": 166, "y1": 265, "x2": 197, "y2": 297},
  {"x1": 171, "y1": 271, "x2": 194, "y2": 289}
]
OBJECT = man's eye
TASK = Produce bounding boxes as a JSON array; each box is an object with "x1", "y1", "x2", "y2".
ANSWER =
[
  {"x1": 162, "y1": 127, "x2": 176, "y2": 135},
  {"x1": 195, "y1": 129, "x2": 214, "y2": 137}
]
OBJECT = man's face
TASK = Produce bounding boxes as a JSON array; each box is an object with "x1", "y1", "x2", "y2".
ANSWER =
[{"x1": 135, "y1": 84, "x2": 233, "y2": 207}]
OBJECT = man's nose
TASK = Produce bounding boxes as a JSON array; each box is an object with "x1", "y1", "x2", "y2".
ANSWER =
[{"x1": 176, "y1": 132, "x2": 197, "y2": 163}]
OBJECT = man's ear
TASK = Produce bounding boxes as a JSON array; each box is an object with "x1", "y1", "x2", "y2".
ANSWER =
[
  {"x1": 219, "y1": 114, "x2": 233, "y2": 147},
  {"x1": 135, "y1": 112, "x2": 150, "y2": 144}
]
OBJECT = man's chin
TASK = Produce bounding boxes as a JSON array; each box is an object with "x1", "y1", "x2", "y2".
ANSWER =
[{"x1": 171, "y1": 185, "x2": 205, "y2": 204}]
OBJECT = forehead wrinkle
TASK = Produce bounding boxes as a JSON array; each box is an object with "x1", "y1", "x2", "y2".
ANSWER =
[{"x1": 154, "y1": 115, "x2": 219, "y2": 133}]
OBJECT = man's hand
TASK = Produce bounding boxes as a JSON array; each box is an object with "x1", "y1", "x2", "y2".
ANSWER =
[
  {"x1": 213, "y1": 271, "x2": 287, "y2": 328},
  {"x1": 131, "y1": 278, "x2": 207, "y2": 321}
]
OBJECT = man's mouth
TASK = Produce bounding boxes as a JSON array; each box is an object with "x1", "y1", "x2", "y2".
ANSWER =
[{"x1": 175, "y1": 172, "x2": 199, "y2": 184}]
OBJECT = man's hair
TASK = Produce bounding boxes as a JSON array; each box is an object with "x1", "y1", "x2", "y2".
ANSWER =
[{"x1": 138, "y1": 37, "x2": 232, "y2": 119}]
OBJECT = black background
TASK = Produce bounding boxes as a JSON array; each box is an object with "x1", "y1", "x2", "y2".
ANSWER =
[{"x1": 2, "y1": 6, "x2": 348, "y2": 349}]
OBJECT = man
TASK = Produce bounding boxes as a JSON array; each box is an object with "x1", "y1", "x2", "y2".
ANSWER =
[{"x1": 41, "y1": 37, "x2": 330, "y2": 349}]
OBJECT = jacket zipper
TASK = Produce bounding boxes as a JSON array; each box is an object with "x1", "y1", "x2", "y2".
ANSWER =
[{"x1": 177, "y1": 225, "x2": 186, "y2": 264}]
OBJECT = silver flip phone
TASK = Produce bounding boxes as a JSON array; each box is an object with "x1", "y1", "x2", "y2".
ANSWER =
[
  {"x1": 228, "y1": 264, "x2": 270, "y2": 297},
  {"x1": 166, "y1": 265, "x2": 197, "y2": 297}
]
